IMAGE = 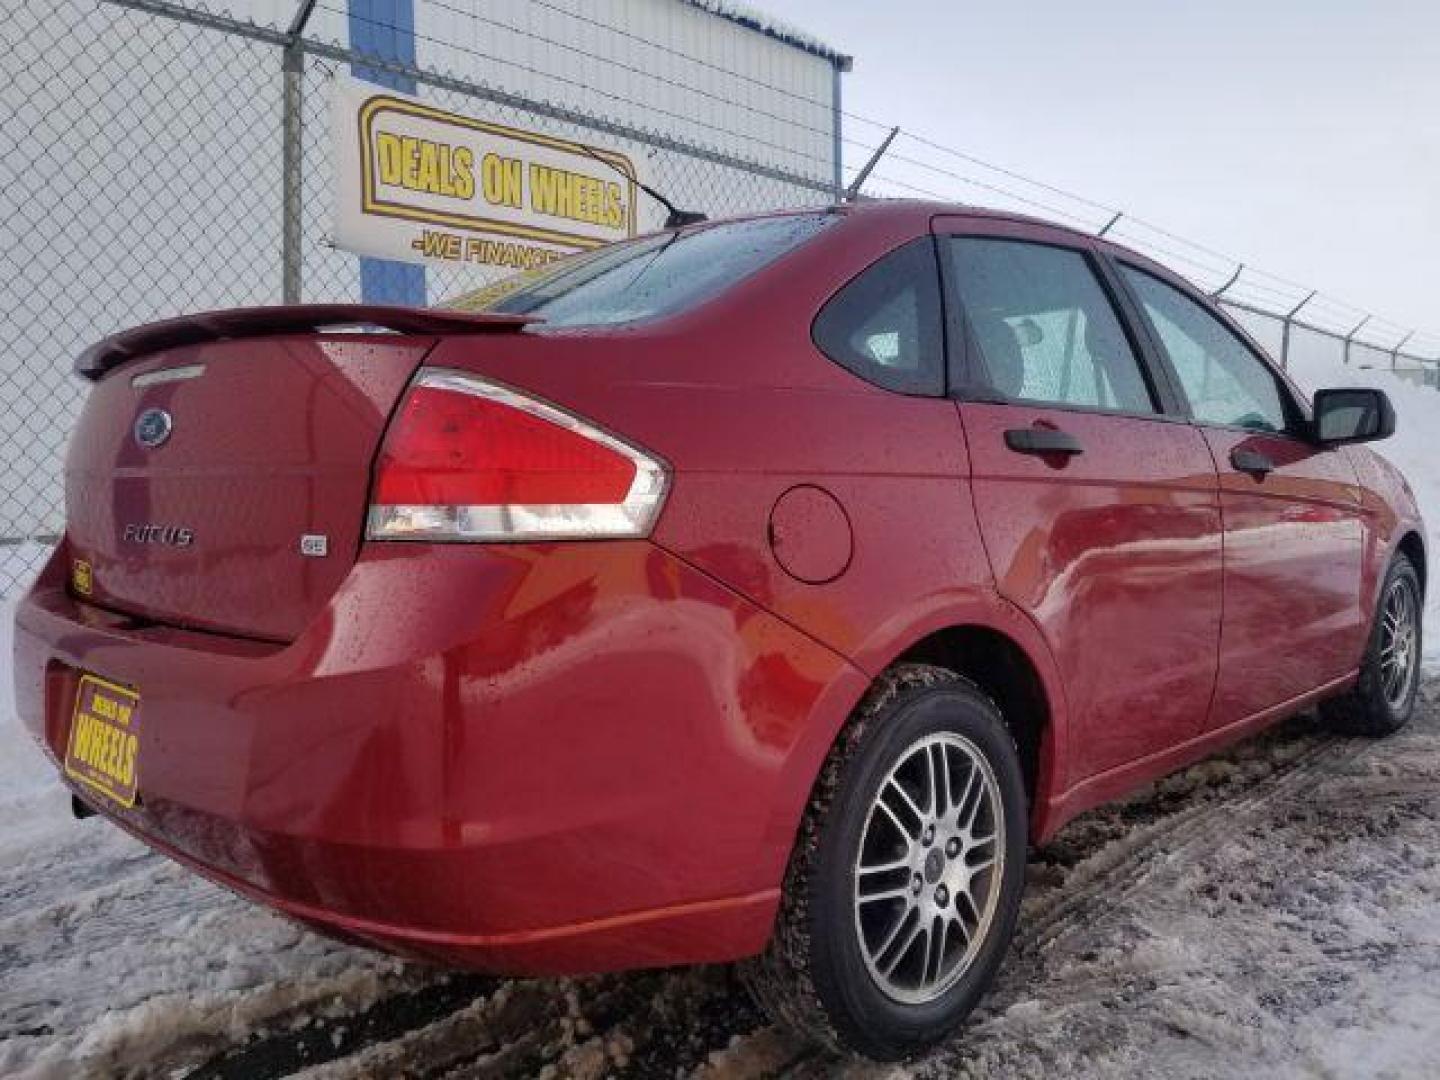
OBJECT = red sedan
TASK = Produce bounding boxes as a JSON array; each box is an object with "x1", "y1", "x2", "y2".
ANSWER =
[{"x1": 15, "y1": 202, "x2": 1423, "y2": 1058}]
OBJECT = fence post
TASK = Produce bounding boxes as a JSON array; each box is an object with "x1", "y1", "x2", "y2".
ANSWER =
[
  {"x1": 830, "y1": 62, "x2": 844, "y2": 203},
  {"x1": 281, "y1": 0, "x2": 319, "y2": 304},
  {"x1": 1391, "y1": 330, "x2": 1415, "y2": 370},
  {"x1": 1342, "y1": 314, "x2": 1370, "y2": 366},
  {"x1": 1280, "y1": 290, "x2": 1316, "y2": 370},
  {"x1": 1211, "y1": 262, "x2": 1244, "y2": 300},
  {"x1": 844, "y1": 126, "x2": 898, "y2": 201}
]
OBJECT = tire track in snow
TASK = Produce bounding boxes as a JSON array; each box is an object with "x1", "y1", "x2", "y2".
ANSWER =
[
  {"x1": 0, "y1": 815, "x2": 417, "y2": 1079},
  {"x1": 282, "y1": 706, "x2": 1361, "y2": 1079},
  {"x1": 901, "y1": 685, "x2": 1440, "y2": 1079},
  {"x1": 1016, "y1": 734, "x2": 1341, "y2": 954},
  {"x1": 682, "y1": 707, "x2": 1397, "y2": 1078},
  {"x1": 7, "y1": 688, "x2": 1435, "y2": 1079}
]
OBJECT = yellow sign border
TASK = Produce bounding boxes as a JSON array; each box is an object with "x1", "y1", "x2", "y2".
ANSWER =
[
  {"x1": 357, "y1": 95, "x2": 640, "y2": 251},
  {"x1": 64, "y1": 673, "x2": 141, "y2": 809}
]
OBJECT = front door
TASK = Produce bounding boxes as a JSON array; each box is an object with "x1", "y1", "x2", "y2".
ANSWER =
[
  {"x1": 1115, "y1": 262, "x2": 1366, "y2": 727},
  {"x1": 938, "y1": 224, "x2": 1224, "y2": 785}
]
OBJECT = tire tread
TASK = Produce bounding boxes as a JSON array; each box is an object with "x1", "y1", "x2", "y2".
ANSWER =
[
  {"x1": 1320, "y1": 554, "x2": 1421, "y2": 737},
  {"x1": 739, "y1": 663, "x2": 1015, "y2": 1057}
]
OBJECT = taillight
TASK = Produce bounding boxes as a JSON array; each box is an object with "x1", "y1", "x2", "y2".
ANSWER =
[{"x1": 367, "y1": 369, "x2": 668, "y2": 542}]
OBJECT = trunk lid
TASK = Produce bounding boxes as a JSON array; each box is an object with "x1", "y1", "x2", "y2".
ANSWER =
[{"x1": 64, "y1": 306, "x2": 532, "y2": 641}]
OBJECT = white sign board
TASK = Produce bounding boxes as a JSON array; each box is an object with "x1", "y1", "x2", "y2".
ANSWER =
[{"x1": 332, "y1": 77, "x2": 646, "y2": 272}]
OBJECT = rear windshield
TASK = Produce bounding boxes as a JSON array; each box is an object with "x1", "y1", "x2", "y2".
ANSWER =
[{"x1": 442, "y1": 212, "x2": 833, "y2": 328}]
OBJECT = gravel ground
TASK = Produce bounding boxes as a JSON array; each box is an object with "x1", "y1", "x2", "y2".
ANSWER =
[{"x1": 4, "y1": 676, "x2": 1440, "y2": 1079}]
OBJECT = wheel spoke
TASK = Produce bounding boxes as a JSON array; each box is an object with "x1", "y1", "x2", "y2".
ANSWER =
[
  {"x1": 966, "y1": 838, "x2": 997, "y2": 876},
  {"x1": 858, "y1": 885, "x2": 912, "y2": 905},
  {"x1": 929, "y1": 743, "x2": 951, "y2": 817},
  {"x1": 959, "y1": 769, "x2": 987, "y2": 831},
  {"x1": 858, "y1": 853, "x2": 911, "y2": 877},
  {"x1": 954, "y1": 883, "x2": 982, "y2": 929},
  {"x1": 920, "y1": 916, "x2": 939, "y2": 986},
  {"x1": 883, "y1": 916, "x2": 925, "y2": 976},
  {"x1": 874, "y1": 798, "x2": 913, "y2": 843},
  {"x1": 884, "y1": 779, "x2": 926, "y2": 836},
  {"x1": 869, "y1": 902, "x2": 914, "y2": 962},
  {"x1": 949, "y1": 911, "x2": 971, "y2": 950},
  {"x1": 932, "y1": 916, "x2": 951, "y2": 982},
  {"x1": 952, "y1": 762, "x2": 981, "y2": 831}
]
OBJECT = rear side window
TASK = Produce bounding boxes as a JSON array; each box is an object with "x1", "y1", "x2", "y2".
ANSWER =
[
  {"x1": 812, "y1": 239, "x2": 944, "y2": 395},
  {"x1": 1121, "y1": 266, "x2": 1292, "y2": 433},
  {"x1": 442, "y1": 213, "x2": 833, "y2": 328},
  {"x1": 945, "y1": 238, "x2": 1156, "y2": 414}
]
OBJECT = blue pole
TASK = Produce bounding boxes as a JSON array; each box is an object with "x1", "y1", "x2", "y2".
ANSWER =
[{"x1": 349, "y1": 0, "x2": 426, "y2": 306}]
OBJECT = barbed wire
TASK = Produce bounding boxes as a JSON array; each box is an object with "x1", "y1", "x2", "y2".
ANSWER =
[
  {"x1": 293, "y1": 0, "x2": 1438, "y2": 353},
  {"x1": 2, "y1": 0, "x2": 1436, "y2": 604}
]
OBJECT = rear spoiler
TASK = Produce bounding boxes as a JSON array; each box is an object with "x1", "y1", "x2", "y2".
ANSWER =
[{"x1": 75, "y1": 304, "x2": 538, "y2": 380}]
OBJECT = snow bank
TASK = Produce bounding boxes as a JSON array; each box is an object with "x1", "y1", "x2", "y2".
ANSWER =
[{"x1": 1282, "y1": 345, "x2": 1439, "y2": 659}]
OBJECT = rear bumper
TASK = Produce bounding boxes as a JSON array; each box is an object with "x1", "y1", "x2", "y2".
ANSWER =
[{"x1": 15, "y1": 540, "x2": 859, "y2": 974}]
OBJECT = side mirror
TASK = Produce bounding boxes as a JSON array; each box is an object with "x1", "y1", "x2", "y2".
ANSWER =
[{"x1": 1313, "y1": 387, "x2": 1395, "y2": 446}]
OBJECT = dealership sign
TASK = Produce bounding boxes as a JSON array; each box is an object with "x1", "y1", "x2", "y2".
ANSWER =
[{"x1": 332, "y1": 78, "x2": 644, "y2": 271}]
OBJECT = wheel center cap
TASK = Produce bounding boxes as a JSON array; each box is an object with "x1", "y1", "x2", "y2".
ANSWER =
[{"x1": 923, "y1": 847, "x2": 945, "y2": 884}]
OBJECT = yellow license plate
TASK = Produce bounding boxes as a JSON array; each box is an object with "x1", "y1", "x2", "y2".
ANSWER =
[{"x1": 64, "y1": 674, "x2": 141, "y2": 808}]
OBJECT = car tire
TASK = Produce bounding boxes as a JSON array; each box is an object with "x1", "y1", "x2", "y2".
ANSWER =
[
  {"x1": 740, "y1": 663, "x2": 1028, "y2": 1060},
  {"x1": 1320, "y1": 553, "x2": 1423, "y2": 737}
]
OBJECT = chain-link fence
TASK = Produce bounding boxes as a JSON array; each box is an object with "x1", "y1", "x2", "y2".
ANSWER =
[
  {"x1": 3, "y1": 0, "x2": 1436, "y2": 599},
  {"x1": 849, "y1": 127, "x2": 1440, "y2": 386},
  {"x1": 0, "y1": 0, "x2": 841, "y2": 596}
]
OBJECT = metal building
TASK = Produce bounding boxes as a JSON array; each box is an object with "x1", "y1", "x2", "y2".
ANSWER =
[{"x1": 0, "y1": 0, "x2": 848, "y2": 589}]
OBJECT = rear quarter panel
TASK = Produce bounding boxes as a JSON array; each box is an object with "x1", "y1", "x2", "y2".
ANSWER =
[{"x1": 425, "y1": 207, "x2": 1073, "y2": 844}]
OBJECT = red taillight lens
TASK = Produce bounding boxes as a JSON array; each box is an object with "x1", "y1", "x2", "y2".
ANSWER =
[
  {"x1": 373, "y1": 386, "x2": 637, "y2": 506},
  {"x1": 367, "y1": 370, "x2": 667, "y2": 542}
]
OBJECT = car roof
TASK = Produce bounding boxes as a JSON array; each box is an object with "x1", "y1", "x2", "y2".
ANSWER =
[{"x1": 704, "y1": 198, "x2": 1117, "y2": 253}]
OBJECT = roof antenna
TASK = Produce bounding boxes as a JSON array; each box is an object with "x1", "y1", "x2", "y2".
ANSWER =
[{"x1": 574, "y1": 144, "x2": 708, "y2": 230}]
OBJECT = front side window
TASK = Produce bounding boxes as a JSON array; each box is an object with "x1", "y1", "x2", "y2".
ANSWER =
[
  {"x1": 945, "y1": 238, "x2": 1156, "y2": 414},
  {"x1": 443, "y1": 213, "x2": 834, "y2": 328},
  {"x1": 1121, "y1": 266, "x2": 1291, "y2": 433},
  {"x1": 812, "y1": 238, "x2": 944, "y2": 395}
]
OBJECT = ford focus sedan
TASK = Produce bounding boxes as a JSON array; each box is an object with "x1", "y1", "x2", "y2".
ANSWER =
[{"x1": 15, "y1": 201, "x2": 1423, "y2": 1059}]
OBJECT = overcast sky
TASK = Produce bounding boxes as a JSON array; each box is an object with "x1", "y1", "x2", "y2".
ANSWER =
[{"x1": 761, "y1": 0, "x2": 1438, "y2": 345}]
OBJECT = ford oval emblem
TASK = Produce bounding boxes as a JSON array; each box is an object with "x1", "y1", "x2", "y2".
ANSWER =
[{"x1": 133, "y1": 407, "x2": 173, "y2": 449}]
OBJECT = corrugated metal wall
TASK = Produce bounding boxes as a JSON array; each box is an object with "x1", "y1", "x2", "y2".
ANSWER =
[
  {"x1": 411, "y1": 0, "x2": 836, "y2": 182},
  {"x1": 0, "y1": 0, "x2": 842, "y2": 578}
]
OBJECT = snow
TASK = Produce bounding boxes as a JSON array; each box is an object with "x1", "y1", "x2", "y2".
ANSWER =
[
  {"x1": 678, "y1": 1, "x2": 850, "y2": 66},
  {"x1": 4, "y1": 344, "x2": 1440, "y2": 1075},
  {"x1": 0, "y1": 593, "x2": 417, "y2": 1080}
]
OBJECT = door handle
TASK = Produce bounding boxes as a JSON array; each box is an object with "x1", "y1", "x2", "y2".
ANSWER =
[
  {"x1": 1004, "y1": 427, "x2": 1083, "y2": 456},
  {"x1": 1230, "y1": 447, "x2": 1274, "y2": 477}
]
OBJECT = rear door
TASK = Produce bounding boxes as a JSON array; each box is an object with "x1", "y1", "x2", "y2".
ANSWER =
[
  {"x1": 1114, "y1": 261, "x2": 1366, "y2": 726},
  {"x1": 935, "y1": 218, "x2": 1223, "y2": 784}
]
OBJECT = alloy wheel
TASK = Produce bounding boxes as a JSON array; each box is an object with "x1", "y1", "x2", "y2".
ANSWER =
[
  {"x1": 1379, "y1": 575, "x2": 1419, "y2": 709},
  {"x1": 852, "y1": 732, "x2": 1005, "y2": 1005}
]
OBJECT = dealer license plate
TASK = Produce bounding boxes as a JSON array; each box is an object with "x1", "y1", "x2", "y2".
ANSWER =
[{"x1": 64, "y1": 674, "x2": 141, "y2": 808}]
